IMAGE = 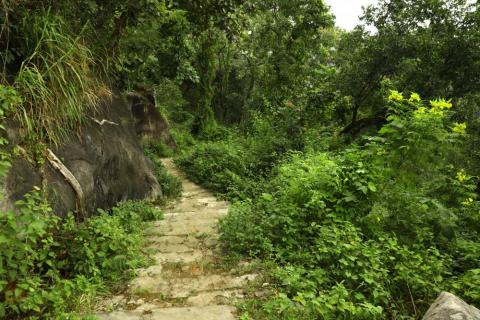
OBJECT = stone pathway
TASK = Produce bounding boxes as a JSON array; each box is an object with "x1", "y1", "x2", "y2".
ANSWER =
[{"x1": 96, "y1": 159, "x2": 257, "y2": 320}]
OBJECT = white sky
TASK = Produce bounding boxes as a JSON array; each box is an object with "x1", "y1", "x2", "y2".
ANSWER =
[{"x1": 325, "y1": 0, "x2": 379, "y2": 30}]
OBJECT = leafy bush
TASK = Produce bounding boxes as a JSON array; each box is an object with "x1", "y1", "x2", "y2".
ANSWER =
[
  {"x1": 111, "y1": 199, "x2": 163, "y2": 228},
  {"x1": 154, "y1": 159, "x2": 183, "y2": 200},
  {"x1": 144, "y1": 142, "x2": 174, "y2": 158},
  {"x1": 155, "y1": 79, "x2": 191, "y2": 124},
  {"x1": 0, "y1": 192, "x2": 162, "y2": 318},
  {"x1": 171, "y1": 127, "x2": 196, "y2": 151},
  {"x1": 175, "y1": 119, "x2": 298, "y2": 201},
  {"x1": 176, "y1": 139, "x2": 248, "y2": 195},
  {"x1": 217, "y1": 92, "x2": 480, "y2": 318}
]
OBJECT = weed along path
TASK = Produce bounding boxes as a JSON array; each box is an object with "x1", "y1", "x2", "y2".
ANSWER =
[{"x1": 97, "y1": 158, "x2": 258, "y2": 320}]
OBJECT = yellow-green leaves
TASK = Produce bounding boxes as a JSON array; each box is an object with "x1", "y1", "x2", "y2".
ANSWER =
[
  {"x1": 409, "y1": 97, "x2": 455, "y2": 119},
  {"x1": 414, "y1": 107, "x2": 427, "y2": 116},
  {"x1": 430, "y1": 98, "x2": 453, "y2": 110},
  {"x1": 456, "y1": 169, "x2": 469, "y2": 182},
  {"x1": 409, "y1": 92, "x2": 421, "y2": 103},
  {"x1": 388, "y1": 92, "x2": 454, "y2": 120},
  {"x1": 388, "y1": 90, "x2": 404, "y2": 102},
  {"x1": 428, "y1": 98, "x2": 452, "y2": 117},
  {"x1": 452, "y1": 122, "x2": 467, "y2": 134}
]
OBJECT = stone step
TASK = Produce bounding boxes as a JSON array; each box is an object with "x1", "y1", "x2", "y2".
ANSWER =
[
  {"x1": 130, "y1": 274, "x2": 258, "y2": 299},
  {"x1": 97, "y1": 305, "x2": 236, "y2": 320},
  {"x1": 151, "y1": 250, "x2": 208, "y2": 264},
  {"x1": 96, "y1": 288, "x2": 244, "y2": 312},
  {"x1": 161, "y1": 210, "x2": 228, "y2": 221},
  {"x1": 172, "y1": 202, "x2": 229, "y2": 213},
  {"x1": 146, "y1": 235, "x2": 218, "y2": 252},
  {"x1": 182, "y1": 190, "x2": 212, "y2": 198},
  {"x1": 185, "y1": 289, "x2": 244, "y2": 307},
  {"x1": 154, "y1": 220, "x2": 218, "y2": 236}
]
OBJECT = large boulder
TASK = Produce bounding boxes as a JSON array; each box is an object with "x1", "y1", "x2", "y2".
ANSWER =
[
  {"x1": 423, "y1": 292, "x2": 480, "y2": 320},
  {"x1": 127, "y1": 87, "x2": 176, "y2": 149},
  {"x1": 2, "y1": 92, "x2": 161, "y2": 216}
]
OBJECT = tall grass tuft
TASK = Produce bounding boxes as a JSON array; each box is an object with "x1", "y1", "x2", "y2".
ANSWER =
[{"x1": 13, "y1": 12, "x2": 110, "y2": 143}]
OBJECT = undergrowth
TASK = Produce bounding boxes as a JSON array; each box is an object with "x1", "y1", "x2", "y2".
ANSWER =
[
  {"x1": 0, "y1": 85, "x2": 168, "y2": 319},
  {"x1": 143, "y1": 143, "x2": 183, "y2": 201},
  {"x1": 177, "y1": 92, "x2": 480, "y2": 319},
  {"x1": 175, "y1": 113, "x2": 299, "y2": 200},
  {"x1": 0, "y1": 195, "x2": 162, "y2": 319}
]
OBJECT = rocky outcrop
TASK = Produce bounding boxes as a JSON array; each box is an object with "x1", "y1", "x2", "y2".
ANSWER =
[
  {"x1": 423, "y1": 292, "x2": 480, "y2": 320},
  {"x1": 127, "y1": 88, "x2": 176, "y2": 149},
  {"x1": 2, "y1": 92, "x2": 161, "y2": 217}
]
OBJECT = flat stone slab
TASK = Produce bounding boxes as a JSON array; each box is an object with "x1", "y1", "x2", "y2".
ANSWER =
[
  {"x1": 182, "y1": 190, "x2": 212, "y2": 198},
  {"x1": 97, "y1": 305, "x2": 237, "y2": 320},
  {"x1": 172, "y1": 201, "x2": 229, "y2": 214},
  {"x1": 154, "y1": 219, "x2": 218, "y2": 236},
  {"x1": 151, "y1": 250, "x2": 207, "y2": 264},
  {"x1": 146, "y1": 237, "x2": 218, "y2": 254},
  {"x1": 130, "y1": 273, "x2": 258, "y2": 299},
  {"x1": 163, "y1": 209, "x2": 229, "y2": 219},
  {"x1": 186, "y1": 289, "x2": 244, "y2": 307}
]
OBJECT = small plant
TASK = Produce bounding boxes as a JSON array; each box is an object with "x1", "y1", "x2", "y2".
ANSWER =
[
  {"x1": 143, "y1": 142, "x2": 174, "y2": 158},
  {"x1": 175, "y1": 136, "x2": 265, "y2": 200},
  {"x1": 0, "y1": 85, "x2": 19, "y2": 175},
  {"x1": 143, "y1": 145, "x2": 183, "y2": 200}
]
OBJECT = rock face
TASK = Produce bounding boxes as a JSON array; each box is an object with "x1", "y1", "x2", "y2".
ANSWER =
[
  {"x1": 3, "y1": 92, "x2": 161, "y2": 216},
  {"x1": 128, "y1": 88, "x2": 176, "y2": 149},
  {"x1": 423, "y1": 292, "x2": 480, "y2": 320}
]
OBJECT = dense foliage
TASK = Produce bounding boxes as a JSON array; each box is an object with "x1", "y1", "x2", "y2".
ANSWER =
[
  {"x1": 2, "y1": 0, "x2": 480, "y2": 318},
  {"x1": 179, "y1": 93, "x2": 480, "y2": 319},
  {"x1": 0, "y1": 195, "x2": 162, "y2": 318}
]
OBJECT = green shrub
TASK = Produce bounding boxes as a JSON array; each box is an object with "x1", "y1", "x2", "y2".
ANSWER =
[
  {"x1": 243, "y1": 113, "x2": 304, "y2": 174},
  {"x1": 143, "y1": 146, "x2": 183, "y2": 200},
  {"x1": 175, "y1": 138, "x2": 262, "y2": 200},
  {"x1": 144, "y1": 142, "x2": 174, "y2": 158},
  {"x1": 0, "y1": 190, "x2": 61, "y2": 317},
  {"x1": 0, "y1": 190, "x2": 162, "y2": 318},
  {"x1": 171, "y1": 127, "x2": 196, "y2": 151},
  {"x1": 449, "y1": 269, "x2": 480, "y2": 304},
  {"x1": 154, "y1": 159, "x2": 183, "y2": 200},
  {"x1": 112, "y1": 199, "x2": 163, "y2": 227},
  {"x1": 219, "y1": 92, "x2": 479, "y2": 318},
  {"x1": 219, "y1": 201, "x2": 272, "y2": 256},
  {"x1": 175, "y1": 122, "x2": 285, "y2": 200},
  {"x1": 66, "y1": 200, "x2": 161, "y2": 280},
  {"x1": 155, "y1": 79, "x2": 191, "y2": 124}
]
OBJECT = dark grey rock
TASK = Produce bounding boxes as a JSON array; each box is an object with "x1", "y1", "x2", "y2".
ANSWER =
[
  {"x1": 423, "y1": 292, "x2": 480, "y2": 320},
  {"x1": 127, "y1": 88, "x2": 177, "y2": 149},
  {"x1": 2, "y1": 157, "x2": 41, "y2": 211},
  {"x1": 2, "y1": 92, "x2": 161, "y2": 217}
]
